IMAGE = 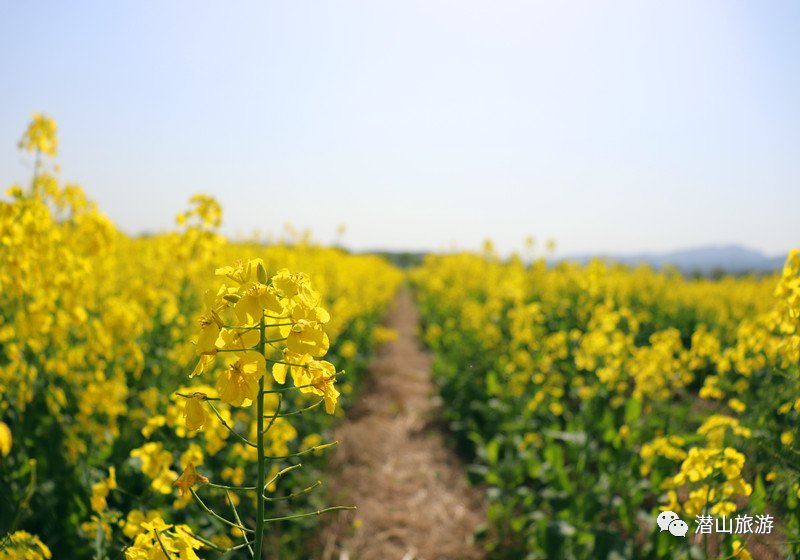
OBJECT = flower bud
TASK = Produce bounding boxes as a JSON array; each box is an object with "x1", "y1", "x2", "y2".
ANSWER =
[{"x1": 257, "y1": 261, "x2": 268, "y2": 284}]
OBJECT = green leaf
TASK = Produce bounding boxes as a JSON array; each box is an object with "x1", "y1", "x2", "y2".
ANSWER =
[
  {"x1": 624, "y1": 398, "x2": 642, "y2": 425},
  {"x1": 486, "y1": 438, "x2": 500, "y2": 465},
  {"x1": 544, "y1": 430, "x2": 587, "y2": 446},
  {"x1": 750, "y1": 474, "x2": 766, "y2": 513}
]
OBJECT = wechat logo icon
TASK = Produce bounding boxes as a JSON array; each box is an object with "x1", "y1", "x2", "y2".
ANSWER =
[{"x1": 657, "y1": 511, "x2": 689, "y2": 537}]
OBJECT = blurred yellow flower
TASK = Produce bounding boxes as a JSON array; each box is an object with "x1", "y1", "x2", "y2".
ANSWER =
[
  {"x1": 0, "y1": 421, "x2": 11, "y2": 456},
  {"x1": 18, "y1": 113, "x2": 58, "y2": 156}
]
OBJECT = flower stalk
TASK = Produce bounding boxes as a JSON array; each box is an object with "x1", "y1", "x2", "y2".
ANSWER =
[
  {"x1": 173, "y1": 258, "x2": 350, "y2": 558},
  {"x1": 253, "y1": 313, "x2": 268, "y2": 558}
]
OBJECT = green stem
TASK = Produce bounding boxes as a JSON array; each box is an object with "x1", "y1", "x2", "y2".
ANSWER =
[
  {"x1": 227, "y1": 490, "x2": 254, "y2": 557},
  {"x1": 262, "y1": 375, "x2": 340, "y2": 394},
  {"x1": 9, "y1": 459, "x2": 36, "y2": 534},
  {"x1": 263, "y1": 480, "x2": 322, "y2": 501},
  {"x1": 263, "y1": 399, "x2": 323, "y2": 418},
  {"x1": 266, "y1": 359, "x2": 309, "y2": 367},
  {"x1": 190, "y1": 489, "x2": 252, "y2": 533},
  {"x1": 262, "y1": 394, "x2": 282, "y2": 435},
  {"x1": 264, "y1": 441, "x2": 337, "y2": 461},
  {"x1": 154, "y1": 530, "x2": 175, "y2": 559},
  {"x1": 31, "y1": 149, "x2": 41, "y2": 187},
  {"x1": 261, "y1": 506, "x2": 356, "y2": 525},
  {"x1": 215, "y1": 337, "x2": 285, "y2": 351},
  {"x1": 188, "y1": 531, "x2": 256, "y2": 553},
  {"x1": 206, "y1": 401, "x2": 256, "y2": 448},
  {"x1": 263, "y1": 464, "x2": 303, "y2": 492},
  {"x1": 93, "y1": 517, "x2": 105, "y2": 560},
  {"x1": 207, "y1": 481, "x2": 257, "y2": 491},
  {"x1": 254, "y1": 313, "x2": 267, "y2": 559},
  {"x1": 184, "y1": 532, "x2": 226, "y2": 551}
]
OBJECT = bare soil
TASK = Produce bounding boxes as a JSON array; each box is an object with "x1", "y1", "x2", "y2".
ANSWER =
[{"x1": 318, "y1": 290, "x2": 486, "y2": 560}]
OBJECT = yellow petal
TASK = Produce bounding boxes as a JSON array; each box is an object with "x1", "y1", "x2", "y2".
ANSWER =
[
  {"x1": 183, "y1": 397, "x2": 208, "y2": 431},
  {"x1": 0, "y1": 422, "x2": 11, "y2": 457}
]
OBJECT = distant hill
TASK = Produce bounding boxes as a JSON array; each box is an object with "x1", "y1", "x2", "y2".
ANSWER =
[
  {"x1": 361, "y1": 245, "x2": 789, "y2": 275},
  {"x1": 560, "y1": 245, "x2": 787, "y2": 276}
]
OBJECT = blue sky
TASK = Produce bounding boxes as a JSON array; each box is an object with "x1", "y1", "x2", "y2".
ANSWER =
[{"x1": 1, "y1": 1, "x2": 798, "y2": 256}]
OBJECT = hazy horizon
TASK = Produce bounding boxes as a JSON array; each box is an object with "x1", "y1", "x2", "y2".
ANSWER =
[{"x1": 1, "y1": 1, "x2": 798, "y2": 257}]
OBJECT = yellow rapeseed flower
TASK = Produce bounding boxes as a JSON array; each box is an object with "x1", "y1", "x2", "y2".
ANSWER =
[
  {"x1": 0, "y1": 531, "x2": 52, "y2": 559},
  {"x1": 300, "y1": 359, "x2": 340, "y2": 414},
  {"x1": 18, "y1": 113, "x2": 58, "y2": 157},
  {"x1": 282, "y1": 305, "x2": 330, "y2": 357},
  {"x1": 0, "y1": 421, "x2": 11, "y2": 456},
  {"x1": 216, "y1": 351, "x2": 265, "y2": 406},
  {"x1": 173, "y1": 463, "x2": 209, "y2": 497},
  {"x1": 183, "y1": 394, "x2": 208, "y2": 432}
]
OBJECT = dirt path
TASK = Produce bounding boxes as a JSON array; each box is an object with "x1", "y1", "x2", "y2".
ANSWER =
[{"x1": 319, "y1": 290, "x2": 485, "y2": 560}]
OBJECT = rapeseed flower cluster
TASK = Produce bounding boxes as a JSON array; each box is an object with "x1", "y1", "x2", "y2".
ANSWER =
[
  {"x1": 0, "y1": 115, "x2": 402, "y2": 558},
  {"x1": 413, "y1": 247, "x2": 797, "y2": 558}
]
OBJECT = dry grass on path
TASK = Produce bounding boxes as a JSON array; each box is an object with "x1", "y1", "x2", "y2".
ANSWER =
[{"x1": 319, "y1": 290, "x2": 485, "y2": 560}]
